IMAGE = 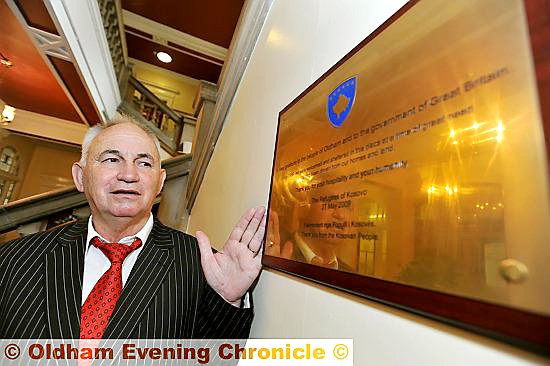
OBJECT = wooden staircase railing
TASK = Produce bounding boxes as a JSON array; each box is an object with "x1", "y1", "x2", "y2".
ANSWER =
[{"x1": 0, "y1": 155, "x2": 192, "y2": 243}]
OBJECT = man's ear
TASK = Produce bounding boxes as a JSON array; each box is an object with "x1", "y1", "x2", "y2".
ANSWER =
[
  {"x1": 157, "y1": 168, "x2": 167, "y2": 195},
  {"x1": 72, "y1": 162, "x2": 85, "y2": 192}
]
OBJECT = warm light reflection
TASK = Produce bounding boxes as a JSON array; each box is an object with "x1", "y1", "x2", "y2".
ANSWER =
[
  {"x1": 496, "y1": 120, "x2": 505, "y2": 143},
  {"x1": 368, "y1": 213, "x2": 387, "y2": 220},
  {"x1": 474, "y1": 202, "x2": 504, "y2": 210},
  {"x1": 281, "y1": 172, "x2": 314, "y2": 205},
  {"x1": 448, "y1": 120, "x2": 504, "y2": 146},
  {"x1": 267, "y1": 28, "x2": 287, "y2": 46},
  {"x1": 470, "y1": 120, "x2": 505, "y2": 144},
  {"x1": 426, "y1": 183, "x2": 459, "y2": 196},
  {"x1": 1, "y1": 105, "x2": 16, "y2": 125},
  {"x1": 295, "y1": 173, "x2": 313, "y2": 188},
  {"x1": 295, "y1": 177, "x2": 306, "y2": 187}
]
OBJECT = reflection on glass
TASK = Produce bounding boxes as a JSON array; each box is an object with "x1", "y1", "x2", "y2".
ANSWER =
[{"x1": 267, "y1": 0, "x2": 550, "y2": 316}]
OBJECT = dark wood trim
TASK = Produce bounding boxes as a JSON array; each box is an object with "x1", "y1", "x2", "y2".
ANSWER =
[
  {"x1": 14, "y1": 0, "x2": 58, "y2": 35},
  {"x1": 167, "y1": 41, "x2": 224, "y2": 64},
  {"x1": 128, "y1": 75, "x2": 183, "y2": 124},
  {"x1": 162, "y1": 154, "x2": 192, "y2": 180},
  {"x1": 118, "y1": 100, "x2": 178, "y2": 155},
  {"x1": 0, "y1": 186, "x2": 87, "y2": 233},
  {"x1": 124, "y1": 25, "x2": 152, "y2": 39},
  {"x1": 48, "y1": 56, "x2": 102, "y2": 125},
  {"x1": 263, "y1": 256, "x2": 550, "y2": 354},
  {"x1": 4, "y1": 130, "x2": 81, "y2": 148},
  {"x1": 523, "y1": 0, "x2": 550, "y2": 164}
]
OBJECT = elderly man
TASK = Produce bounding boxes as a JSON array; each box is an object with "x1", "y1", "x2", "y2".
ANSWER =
[
  {"x1": 266, "y1": 172, "x2": 356, "y2": 271},
  {"x1": 0, "y1": 117, "x2": 265, "y2": 339}
]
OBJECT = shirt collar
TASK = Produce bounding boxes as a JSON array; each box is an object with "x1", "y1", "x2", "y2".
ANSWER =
[
  {"x1": 293, "y1": 232, "x2": 338, "y2": 269},
  {"x1": 86, "y1": 213, "x2": 154, "y2": 248}
]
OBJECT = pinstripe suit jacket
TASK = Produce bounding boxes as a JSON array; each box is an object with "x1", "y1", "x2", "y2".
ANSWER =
[{"x1": 0, "y1": 219, "x2": 253, "y2": 339}]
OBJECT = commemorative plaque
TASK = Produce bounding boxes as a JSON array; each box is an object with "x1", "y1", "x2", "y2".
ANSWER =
[{"x1": 264, "y1": 0, "x2": 550, "y2": 352}]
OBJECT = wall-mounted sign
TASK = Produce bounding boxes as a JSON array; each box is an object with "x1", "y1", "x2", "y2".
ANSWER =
[{"x1": 264, "y1": 0, "x2": 550, "y2": 353}]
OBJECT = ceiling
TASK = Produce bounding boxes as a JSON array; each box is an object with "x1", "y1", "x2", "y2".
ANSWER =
[
  {"x1": 0, "y1": 0, "x2": 245, "y2": 134},
  {"x1": 122, "y1": 0, "x2": 245, "y2": 83},
  {"x1": 0, "y1": 0, "x2": 93, "y2": 124}
]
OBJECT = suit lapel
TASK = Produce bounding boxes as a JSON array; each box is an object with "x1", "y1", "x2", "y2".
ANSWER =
[
  {"x1": 45, "y1": 221, "x2": 87, "y2": 339},
  {"x1": 103, "y1": 220, "x2": 174, "y2": 339}
]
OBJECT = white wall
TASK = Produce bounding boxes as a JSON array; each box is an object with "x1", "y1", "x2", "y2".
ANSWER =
[{"x1": 188, "y1": 1, "x2": 549, "y2": 364}]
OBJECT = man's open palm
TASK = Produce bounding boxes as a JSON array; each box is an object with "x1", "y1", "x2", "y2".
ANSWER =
[{"x1": 196, "y1": 207, "x2": 266, "y2": 306}]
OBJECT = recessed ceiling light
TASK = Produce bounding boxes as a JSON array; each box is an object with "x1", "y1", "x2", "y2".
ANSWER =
[{"x1": 156, "y1": 51, "x2": 172, "y2": 63}]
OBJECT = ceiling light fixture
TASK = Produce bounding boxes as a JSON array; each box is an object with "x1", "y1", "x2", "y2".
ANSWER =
[
  {"x1": 156, "y1": 51, "x2": 172, "y2": 63},
  {"x1": 1, "y1": 105, "x2": 16, "y2": 125}
]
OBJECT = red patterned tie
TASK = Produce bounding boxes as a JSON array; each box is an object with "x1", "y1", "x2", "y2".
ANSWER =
[{"x1": 80, "y1": 236, "x2": 142, "y2": 339}]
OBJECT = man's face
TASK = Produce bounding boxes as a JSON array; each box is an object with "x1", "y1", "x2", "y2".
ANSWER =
[
  {"x1": 72, "y1": 123, "x2": 166, "y2": 224},
  {"x1": 298, "y1": 186, "x2": 355, "y2": 247}
]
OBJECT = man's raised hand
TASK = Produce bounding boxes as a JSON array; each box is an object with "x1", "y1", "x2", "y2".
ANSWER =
[{"x1": 196, "y1": 206, "x2": 266, "y2": 306}]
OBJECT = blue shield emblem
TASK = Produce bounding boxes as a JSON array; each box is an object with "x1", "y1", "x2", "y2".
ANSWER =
[{"x1": 327, "y1": 77, "x2": 357, "y2": 127}]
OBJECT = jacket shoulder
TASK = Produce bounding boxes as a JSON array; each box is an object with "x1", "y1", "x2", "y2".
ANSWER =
[
  {"x1": 0, "y1": 221, "x2": 86, "y2": 297},
  {"x1": 153, "y1": 219, "x2": 196, "y2": 240},
  {"x1": 0, "y1": 221, "x2": 85, "y2": 255}
]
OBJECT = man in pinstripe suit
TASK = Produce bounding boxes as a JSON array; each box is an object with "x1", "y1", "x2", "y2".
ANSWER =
[{"x1": 0, "y1": 118, "x2": 265, "y2": 339}]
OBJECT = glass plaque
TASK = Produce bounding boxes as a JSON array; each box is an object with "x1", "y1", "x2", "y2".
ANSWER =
[{"x1": 264, "y1": 0, "x2": 550, "y2": 352}]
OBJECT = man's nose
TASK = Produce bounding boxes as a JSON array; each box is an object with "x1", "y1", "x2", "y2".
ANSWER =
[
  {"x1": 332, "y1": 208, "x2": 345, "y2": 220},
  {"x1": 332, "y1": 207, "x2": 351, "y2": 220},
  {"x1": 117, "y1": 162, "x2": 139, "y2": 182}
]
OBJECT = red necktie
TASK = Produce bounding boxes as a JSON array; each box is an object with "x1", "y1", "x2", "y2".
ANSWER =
[{"x1": 80, "y1": 236, "x2": 142, "y2": 339}]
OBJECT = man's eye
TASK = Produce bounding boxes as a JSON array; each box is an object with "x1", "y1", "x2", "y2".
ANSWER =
[
  {"x1": 103, "y1": 157, "x2": 119, "y2": 163},
  {"x1": 138, "y1": 161, "x2": 152, "y2": 167}
]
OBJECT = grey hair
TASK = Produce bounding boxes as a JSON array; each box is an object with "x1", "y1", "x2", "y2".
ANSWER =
[{"x1": 79, "y1": 114, "x2": 162, "y2": 166}]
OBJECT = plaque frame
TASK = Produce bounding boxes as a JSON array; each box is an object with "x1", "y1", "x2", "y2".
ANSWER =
[{"x1": 263, "y1": 0, "x2": 550, "y2": 354}]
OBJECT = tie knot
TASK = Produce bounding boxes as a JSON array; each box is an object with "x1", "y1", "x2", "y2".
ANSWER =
[{"x1": 91, "y1": 236, "x2": 142, "y2": 264}]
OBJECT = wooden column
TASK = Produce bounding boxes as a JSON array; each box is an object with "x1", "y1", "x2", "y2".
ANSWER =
[{"x1": 186, "y1": 81, "x2": 218, "y2": 211}]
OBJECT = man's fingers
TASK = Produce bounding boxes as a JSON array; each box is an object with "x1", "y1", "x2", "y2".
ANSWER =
[
  {"x1": 240, "y1": 207, "x2": 266, "y2": 246},
  {"x1": 228, "y1": 208, "x2": 256, "y2": 241},
  {"x1": 282, "y1": 240, "x2": 294, "y2": 259},
  {"x1": 247, "y1": 213, "x2": 267, "y2": 255},
  {"x1": 254, "y1": 240, "x2": 264, "y2": 258},
  {"x1": 196, "y1": 231, "x2": 216, "y2": 266},
  {"x1": 267, "y1": 210, "x2": 280, "y2": 246}
]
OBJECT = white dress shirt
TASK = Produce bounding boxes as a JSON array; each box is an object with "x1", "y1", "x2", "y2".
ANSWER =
[
  {"x1": 81, "y1": 214, "x2": 250, "y2": 308},
  {"x1": 294, "y1": 232, "x2": 339, "y2": 269},
  {"x1": 81, "y1": 214, "x2": 153, "y2": 305}
]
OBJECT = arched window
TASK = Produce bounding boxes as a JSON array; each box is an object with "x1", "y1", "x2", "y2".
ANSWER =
[
  {"x1": 0, "y1": 146, "x2": 20, "y2": 204},
  {"x1": 0, "y1": 147, "x2": 18, "y2": 175}
]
